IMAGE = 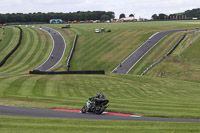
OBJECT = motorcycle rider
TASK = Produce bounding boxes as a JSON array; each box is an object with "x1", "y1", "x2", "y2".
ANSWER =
[{"x1": 87, "y1": 92, "x2": 105, "y2": 110}]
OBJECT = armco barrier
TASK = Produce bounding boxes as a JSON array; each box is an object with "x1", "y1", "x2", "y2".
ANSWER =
[
  {"x1": 141, "y1": 33, "x2": 186, "y2": 76},
  {"x1": 29, "y1": 70, "x2": 105, "y2": 75},
  {"x1": 67, "y1": 35, "x2": 78, "y2": 71},
  {"x1": 0, "y1": 27, "x2": 22, "y2": 67},
  {"x1": 48, "y1": 64, "x2": 63, "y2": 72}
]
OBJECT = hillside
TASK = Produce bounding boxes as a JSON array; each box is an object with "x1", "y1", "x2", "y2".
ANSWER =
[
  {"x1": 45, "y1": 21, "x2": 200, "y2": 73},
  {"x1": 0, "y1": 26, "x2": 53, "y2": 74},
  {"x1": 146, "y1": 31, "x2": 200, "y2": 82}
]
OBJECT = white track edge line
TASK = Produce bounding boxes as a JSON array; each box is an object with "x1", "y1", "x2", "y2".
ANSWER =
[
  {"x1": 111, "y1": 32, "x2": 159, "y2": 73},
  {"x1": 34, "y1": 26, "x2": 66, "y2": 71},
  {"x1": 125, "y1": 34, "x2": 168, "y2": 74}
]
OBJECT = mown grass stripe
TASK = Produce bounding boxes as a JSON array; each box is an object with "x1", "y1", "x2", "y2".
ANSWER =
[
  {"x1": 32, "y1": 76, "x2": 48, "y2": 97},
  {"x1": 3, "y1": 76, "x2": 27, "y2": 96},
  {"x1": 11, "y1": 27, "x2": 51, "y2": 73},
  {"x1": 6, "y1": 27, "x2": 39, "y2": 73},
  {"x1": 15, "y1": 27, "x2": 53, "y2": 72},
  {"x1": 0, "y1": 27, "x2": 32, "y2": 73},
  {"x1": 0, "y1": 76, "x2": 24, "y2": 95},
  {"x1": 12, "y1": 27, "x2": 40, "y2": 72},
  {"x1": 17, "y1": 75, "x2": 43, "y2": 96},
  {"x1": 0, "y1": 27, "x2": 20, "y2": 63},
  {"x1": 0, "y1": 27, "x2": 15, "y2": 56},
  {"x1": 45, "y1": 76, "x2": 61, "y2": 97}
]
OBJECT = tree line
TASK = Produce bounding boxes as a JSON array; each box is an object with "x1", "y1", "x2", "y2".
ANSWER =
[
  {"x1": 0, "y1": 11, "x2": 115, "y2": 24},
  {"x1": 152, "y1": 8, "x2": 200, "y2": 20}
]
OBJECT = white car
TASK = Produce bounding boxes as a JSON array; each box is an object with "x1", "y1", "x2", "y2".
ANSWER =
[{"x1": 95, "y1": 29, "x2": 100, "y2": 33}]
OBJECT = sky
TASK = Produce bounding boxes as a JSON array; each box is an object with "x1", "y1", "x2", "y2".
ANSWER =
[{"x1": 0, "y1": 0, "x2": 199, "y2": 19}]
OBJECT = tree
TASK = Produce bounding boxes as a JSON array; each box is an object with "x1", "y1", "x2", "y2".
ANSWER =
[
  {"x1": 101, "y1": 15, "x2": 110, "y2": 21},
  {"x1": 158, "y1": 13, "x2": 167, "y2": 20},
  {"x1": 119, "y1": 13, "x2": 125, "y2": 19},
  {"x1": 0, "y1": 11, "x2": 115, "y2": 23},
  {"x1": 129, "y1": 14, "x2": 134, "y2": 17},
  {"x1": 152, "y1": 14, "x2": 158, "y2": 20}
]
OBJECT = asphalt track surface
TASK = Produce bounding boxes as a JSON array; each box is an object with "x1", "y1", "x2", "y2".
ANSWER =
[
  {"x1": 0, "y1": 105, "x2": 200, "y2": 122},
  {"x1": 112, "y1": 28, "x2": 197, "y2": 74},
  {"x1": 34, "y1": 26, "x2": 66, "y2": 71}
]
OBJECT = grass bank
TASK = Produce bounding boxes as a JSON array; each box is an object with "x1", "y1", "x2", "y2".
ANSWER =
[
  {"x1": 0, "y1": 116, "x2": 200, "y2": 133},
  {"x1": 146, "y1": 32, "x2": 200, "y2": 82},
  {"x1": 0, "y1": 74, "x2": 200, "y2": 119}
]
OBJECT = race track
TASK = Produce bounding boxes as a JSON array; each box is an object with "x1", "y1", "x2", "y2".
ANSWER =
[
  {"x1": 0, "y1": 105, "x2": 200, "y2": 122},
  {"x1": 34, "y1": 26, "x2": 66, "y2": 71},
  {"x1": 112, "y1": 28, "x2": 197, "y2": 74}
]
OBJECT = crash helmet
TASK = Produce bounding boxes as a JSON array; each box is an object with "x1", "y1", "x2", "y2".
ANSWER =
[{"x1": 97, "y1": 92, "x2": 102, "y2": 97}]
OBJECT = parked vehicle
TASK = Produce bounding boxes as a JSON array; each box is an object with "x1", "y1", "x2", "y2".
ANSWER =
[{"x1": 95, "y1": 29, "x2": 100, "y2": 33}]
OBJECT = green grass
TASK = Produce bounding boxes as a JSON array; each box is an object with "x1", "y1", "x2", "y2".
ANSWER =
[
  {"x1": 0, "y1": 116, "x2": 200, "y2": 133},
  {"x1": 0, "y1": 74, "x2": 200, "y2": 119},
  {"x1": 0, "y1": 27, "x2": 16, "y2": 60},
  {"x1": 42, "y1": 21, "x2": 200, "y2": 73},
  {"x1": 146, "y1": 32, "x2": 200, "y2": 82},
  {"x1": 0, "y1": 26, "x2": 53, "y2": 74},
  {"x1": 0, "y1": 27, "x2": 14, "y2": 53},
  {"x1": 128, "y1": 32, "x2": 187, "y2": 75}
]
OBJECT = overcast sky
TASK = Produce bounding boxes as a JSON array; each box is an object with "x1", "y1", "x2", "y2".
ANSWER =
[{"x1": 0, "y1": 0, "x2": 199, "y2": 19}]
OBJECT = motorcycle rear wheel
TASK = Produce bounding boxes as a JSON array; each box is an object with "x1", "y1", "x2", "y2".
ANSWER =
[
  {"x1": 95, "y1": 105, "x2": 105, "y2": 114},
  {"x1": 81, "y1": 105, "x2": 87, "y2": 113}
]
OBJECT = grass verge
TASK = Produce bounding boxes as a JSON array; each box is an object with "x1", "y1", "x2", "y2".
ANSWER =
[{"x1": 0, "y1": 116, "x2": 200, "y2": 133}]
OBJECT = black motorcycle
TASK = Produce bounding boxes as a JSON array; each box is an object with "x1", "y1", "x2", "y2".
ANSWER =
[{"x1": 81, "y1": 98, "x2": 109, "y2": 114}]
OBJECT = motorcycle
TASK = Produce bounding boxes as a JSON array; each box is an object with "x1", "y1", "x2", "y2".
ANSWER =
[{"x1": 81, "y1": 98, "x2": 109, "y2": 114}]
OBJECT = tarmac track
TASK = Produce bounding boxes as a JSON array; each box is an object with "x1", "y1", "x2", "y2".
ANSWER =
[
  {"x1": 112, "y1": 28, "x2": 198, "y2": 74},
  {"x1": 0, "y1": 105, "x2": 200, "y2": 122},
  {"x1": 34, "y1": 26, "x2": 66, "y2": 71}
]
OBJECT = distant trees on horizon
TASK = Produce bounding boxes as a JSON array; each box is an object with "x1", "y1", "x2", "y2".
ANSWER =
[
  {"x1": 0, "y1": 11, "x2": 115, "y2": 24},
  {"x1": 152, "y1": 8, "x2": 200, "y2": 20}
]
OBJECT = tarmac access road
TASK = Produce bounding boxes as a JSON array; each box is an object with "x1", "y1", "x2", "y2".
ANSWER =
[
  {"x1": 34, "y1": 26, "x2": 66, "y2": 71},
  {"x1": 0, "y1": 105, "x2": 200, "y2": 122},
  {"x1": 112, "y1": 28, "x2": 197, "y2": 74}
]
